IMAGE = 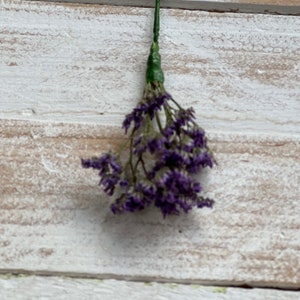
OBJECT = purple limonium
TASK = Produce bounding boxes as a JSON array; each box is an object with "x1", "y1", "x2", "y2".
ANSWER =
[{"x1": 82, "y1": 0, "x2": 216, "y2": 217}]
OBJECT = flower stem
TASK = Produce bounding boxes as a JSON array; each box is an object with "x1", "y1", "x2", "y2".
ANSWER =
[
  {"x1": 146, "y1": 0, "x2": 164, "y2": 84},
  {"x1": 155, "y1": 111, "x2": 164, "y2": 134},
  {"x1": 153, "y1": 0, "x2": 160, "y2": 43},
  {"x1": 129, "y1": 136, "x2": 136, "y2": 182}
]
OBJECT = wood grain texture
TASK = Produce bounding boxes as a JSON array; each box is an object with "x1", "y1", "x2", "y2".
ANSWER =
[
  {"x1": 1, "y1": 276, "x2": 300, "y2": 300},
  {"x1": 1, "y1": 0, "x2": 300, "y2": 291},
  {"x1": 0, "y1": 0, "x2": 300, "y2": 136},
  {"x1": 34, "y1": 0, "x2": 300, "y2": 15},
  {"x1": 0, "y1": 119, "x2": 299, "y2": 288}
]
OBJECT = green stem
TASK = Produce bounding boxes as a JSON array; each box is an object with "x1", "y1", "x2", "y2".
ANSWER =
[
  {"x1": 133, "y1": 155, "x2": 142, "y2": 174},
  {"x1": 153, "y1": 0, "x2": 160, "y2": 43},
  {"x1": 170, "y1": 98, "x2": 184, "y2": 110},
  {"x1": 155, "y1": 111, "x2": 164, "y2": 134},
  {"x1": 129, "y1": 137, "x2": 136, "y2": 182},
  {"x1": 163, "y1": 104, "x2": 173, "y2": 124},
  {"x1": 140, "y1": 157, "x2": 150, "y2": 179},
  {"x1": 146, "y1": 0, "x2": 164, "y2": 83}
]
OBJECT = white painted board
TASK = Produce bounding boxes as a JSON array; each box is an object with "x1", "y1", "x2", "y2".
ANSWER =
[
  {"x1": 1, "y1": 276, "x2": 300, "y2": 300},
  {"x1": 0, "y1": 0, "x2": 299, "y2": 291},
  {"x1": 0, "y1": 0, "x2": 299, "y2": 135},
  {"x1": 0, "y1": 120, "x2": 299, "y2": 288}
]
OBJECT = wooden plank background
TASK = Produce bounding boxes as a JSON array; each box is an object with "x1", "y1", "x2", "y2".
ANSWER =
[
  {"x1": 34, "y1": 0, "x2": 300, "y2": 15},
  {"x1": 0, "y1": 0, "x2": 300, "y2": 297},
  {"x1": 1, "y1": 1, "x2": 299, "y2": 134},
  {"x1": 1, "y1": 119, "x2": 299, "y2": 286},
  {"x1": 1, "y1": 276, "x2": 300, "y2": 299}
]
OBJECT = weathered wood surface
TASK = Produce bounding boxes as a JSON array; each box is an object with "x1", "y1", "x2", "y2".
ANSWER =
[
  {"x1": 1, "y1": 276, "x2": 300, "y2": 300},
  {"x1": 0, "y1": 0, "x2": 300, "y2": 292},
  {"x1": 0, "y1": 120, "x2": 299, "y2": 288},
  {"x1": 0, "y1": 0, "x2": 299, "y2": 136},
  {"x1": 34, "y1": 0, "x2": 300, "y2": 15}
]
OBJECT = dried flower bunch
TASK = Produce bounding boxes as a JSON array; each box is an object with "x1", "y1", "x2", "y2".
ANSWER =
[{"x1": 82, "y1": 0, "x2": 215, "y2": 217}]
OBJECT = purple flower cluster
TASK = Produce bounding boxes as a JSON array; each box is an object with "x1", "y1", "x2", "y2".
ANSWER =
[
  {"x1": 82, "y1": 153, "x2": 122, "y2": 196},
  {"x1": 122, "y1": 93, "x2": 171, "y2": 134},
  {"x1": 82, "y1": 88, "x2": 215, "y2": 218}
]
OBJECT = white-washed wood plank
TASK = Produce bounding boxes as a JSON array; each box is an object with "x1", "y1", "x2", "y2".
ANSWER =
[
  {"x1": 33, "y1": 0, "x2": 300, "y2": 15},
  {"x1": 0, "y1": 276, "x2": 299, "y2": 300},
  {"x1": 0, "y1": 120, "x2": 299, "y2": 288},
  {"x1": 0, "y1": 0, "x2": 299, "y2": 135}
]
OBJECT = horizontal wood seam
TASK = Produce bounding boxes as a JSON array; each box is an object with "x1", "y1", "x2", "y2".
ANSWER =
[
  {"x1": 1, "y1": 269, "x2": 300, "y2": 290},
  {"x1": 30, "y1": 0, "x2": 300, "y2": 16}
]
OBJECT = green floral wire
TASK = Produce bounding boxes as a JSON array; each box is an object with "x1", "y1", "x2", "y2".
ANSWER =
[{"x1": 146, "y1": 0, "x2": 164, "y2": 84}]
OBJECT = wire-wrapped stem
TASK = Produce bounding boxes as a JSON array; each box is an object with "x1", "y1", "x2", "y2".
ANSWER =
[
  {"x1": 153, "y1": 0, "x2": 160, "y2": 43},
  {"x1": 146, "y1": 0, "x2": 164, "y2": 84}
]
